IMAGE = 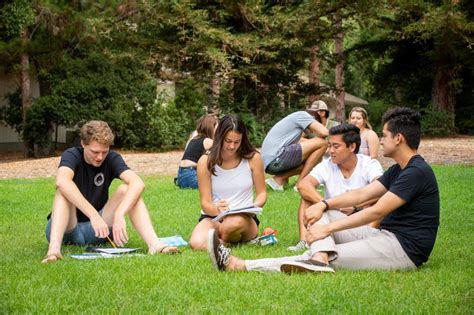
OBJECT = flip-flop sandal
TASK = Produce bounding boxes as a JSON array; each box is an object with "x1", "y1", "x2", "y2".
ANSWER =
[
  {"x1": 159, "y1": 245, "x2": 180, "y2": 254},
  {"x1": 41, "y1": 253, "x2": 63, "y2": 264}
]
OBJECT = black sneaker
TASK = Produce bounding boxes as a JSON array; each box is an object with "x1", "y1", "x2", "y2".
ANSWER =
[
  {"x1": 207, "y1": 229, "x2": 231, "y2": 271},
  {"x1": 280, "y1": 260, "x2": 335, "y2": 273}
]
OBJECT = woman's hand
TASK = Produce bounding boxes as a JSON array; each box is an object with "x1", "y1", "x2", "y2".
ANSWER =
[{"x1": 214, "y1": 200, "x2": 229, "y2": 212}]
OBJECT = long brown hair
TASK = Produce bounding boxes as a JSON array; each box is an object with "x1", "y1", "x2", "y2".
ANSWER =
[
  {"x1": 207, "y1": 114, "x2": 257, "y2": 175},
  {"x1": 195, "y1": 114, "x2": 218, "y2": 139}
]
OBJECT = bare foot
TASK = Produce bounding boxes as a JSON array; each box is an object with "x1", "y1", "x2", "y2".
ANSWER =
[
  {"x1": 41, "y1": 252, "x2": 62, "y2": 264},
  {"x1": 148, "y1": 242, "x2": 180, "y2": 255}
]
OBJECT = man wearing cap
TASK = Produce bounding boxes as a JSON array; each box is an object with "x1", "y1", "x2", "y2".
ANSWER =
[
  {"x1": 261, "y1": 102, "x2": 329, "y2": 192},
  {"x1": 310, "y1": 100, "x2": 340, "y2": 131}
]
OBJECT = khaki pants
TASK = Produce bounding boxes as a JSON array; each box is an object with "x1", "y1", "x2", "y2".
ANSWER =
[{"x1": 245, "y1": 210, "x2": 416, "y2": 272}]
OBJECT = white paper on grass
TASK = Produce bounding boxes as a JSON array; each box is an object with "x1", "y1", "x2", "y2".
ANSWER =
[
  {"x1": 68, "y1": 253, "x2": 145, "y2": 260},
  {"x1": 86, "y1": 247, "x2": 141, "y2": 254},
  {"x1": 212, "y1": 206, "x2": 262, "y2": 222}
]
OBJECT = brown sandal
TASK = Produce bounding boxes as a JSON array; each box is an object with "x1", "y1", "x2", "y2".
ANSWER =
[
  {"x1": 149, "y1": 244, "x2": 179, "y2": 255},
  {"x1": 159, "y1": 246, "x2": 180, "y2": 254},
  {"x1": 41, "y1": 253, "x2": 63, "y2": 264}
]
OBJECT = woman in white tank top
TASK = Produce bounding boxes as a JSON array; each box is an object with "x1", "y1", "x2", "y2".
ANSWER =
[
  {"x1": 349, "y1": 107, "x2": 379, "y2": 159},
  {"x1": 189, "y1": 115, "x2": 267, "y2": 250}
]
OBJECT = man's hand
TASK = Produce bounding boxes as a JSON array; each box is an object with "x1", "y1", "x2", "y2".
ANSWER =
[
  {"x1": 304, "y1": 203, "x2": 325, "y2": 226},
  {"x1": 112, "y1": 215, "x2": 129, "y2": 247},
  {"x1": 305, "y1": 223, "x2": 331, "y2": 245},
  {"x1": 90, "y1": 215, "x2": 110, "y2": 239}
]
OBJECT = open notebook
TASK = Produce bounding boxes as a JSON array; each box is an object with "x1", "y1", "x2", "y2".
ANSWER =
[{"x1": 212, "y1": 206, "x2": 262, "y2": 222}]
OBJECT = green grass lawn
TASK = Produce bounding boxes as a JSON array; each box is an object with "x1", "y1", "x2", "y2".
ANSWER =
[{"x1": 1, "y1": 165, "x2": 473, "y2": 313}]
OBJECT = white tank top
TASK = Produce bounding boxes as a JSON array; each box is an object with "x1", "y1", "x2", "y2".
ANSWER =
[{"x1": 211, "y1": 158, "x2": 253, "y2": 209}]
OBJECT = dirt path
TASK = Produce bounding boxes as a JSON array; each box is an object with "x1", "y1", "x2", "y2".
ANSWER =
[{"x1": 1, "y1": 137, "x2": 473, "y2": 179}]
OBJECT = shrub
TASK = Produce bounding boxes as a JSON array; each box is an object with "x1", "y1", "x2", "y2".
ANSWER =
[{"x1": 421, "y1": 107, "x2": 456, "y2": 136}]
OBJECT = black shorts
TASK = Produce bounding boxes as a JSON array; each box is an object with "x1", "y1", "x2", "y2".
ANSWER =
[
  {"x1": 265, "y1": 143, "x2": 302, "y2": 175},
  {"x1": 198, "y1": 214, "x2": 260, "y2": 226}
]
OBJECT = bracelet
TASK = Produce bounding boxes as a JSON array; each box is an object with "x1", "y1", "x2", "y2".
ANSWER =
[{"x1": 321, "y1": 199, "x2": 329, "y2": 211}]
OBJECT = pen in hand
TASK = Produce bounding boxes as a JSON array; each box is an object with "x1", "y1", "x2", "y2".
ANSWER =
[{"x1": 106, "y1": 235, "x2": 117, "y2": 248}]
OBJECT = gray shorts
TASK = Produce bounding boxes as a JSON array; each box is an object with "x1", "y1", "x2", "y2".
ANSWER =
[
  {"x1": 266, "y1": 143, "x2": 302, "y2": 175},
  {"x1": 45, "y1": 209, "x2": 110, "y2": 246}
]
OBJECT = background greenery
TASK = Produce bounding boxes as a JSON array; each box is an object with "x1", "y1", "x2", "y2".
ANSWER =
[
  {"x1": 1, "y1": 1, "x2": 473, "y2": 156},
  {"x1": 1, "y1": 165, "x2": 473, "y2": 313}
]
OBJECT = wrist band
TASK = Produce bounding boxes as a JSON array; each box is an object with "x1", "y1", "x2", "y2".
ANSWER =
[{"x1": 321, "y1": 199, "x2": 329, "y2": 211}]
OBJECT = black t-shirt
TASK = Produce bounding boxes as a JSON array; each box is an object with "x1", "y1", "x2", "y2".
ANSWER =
[
  {"x1": 379, "y1": 155, "x2": 440, "y2": 267},
  {"x1": 182, "y1": 137, "x2": 205, "y2": 163},
  {"x1": 50, "y1": 147, "x2": 129, "y2": 222}
]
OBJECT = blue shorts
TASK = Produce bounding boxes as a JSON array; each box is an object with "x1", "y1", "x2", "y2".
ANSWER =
[
  {"x1": 45, "y1": 210, "x2": 110, "y2": 246},
  {"x1": 175, "y1": 166, "x2": 198, "y2": 189},
  {"x1": 265, "y1": 143, "x2": 302, "y2": 175}
]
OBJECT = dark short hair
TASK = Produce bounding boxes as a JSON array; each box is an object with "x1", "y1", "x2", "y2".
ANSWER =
[
  {"x1": 382, "y1": 107, "x2": 421, "y2": 149},
  {"x1": 207, "y1": 114, "x2": 257, "y2": 175},
  {"x1": 329, "y1": 123, "x2": 361, "y2": 153}
]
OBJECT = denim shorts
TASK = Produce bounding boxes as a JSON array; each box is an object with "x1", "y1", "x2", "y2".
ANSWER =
[
  {"x1": 45, "y1": 209, "x2": 110, "y2": 246},
  {"x1": 265, "y1": 143, "x2": 302, "y2": 175},
  {"x1": 175, "y1": 166, "x2": 198, "y2": 189}
]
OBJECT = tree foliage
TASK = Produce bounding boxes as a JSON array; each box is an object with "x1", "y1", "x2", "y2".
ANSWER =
[{"x1": 1, "y1": 0, "x2": 472, "y2": 155}]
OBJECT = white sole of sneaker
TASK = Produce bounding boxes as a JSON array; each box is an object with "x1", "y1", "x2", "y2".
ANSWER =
[
  {"x1": 280, "y1": 261, "x2": 335, "y2": 273},
  {"x1": 207, "y1": 229, "x2": 219, "y2": 270}
]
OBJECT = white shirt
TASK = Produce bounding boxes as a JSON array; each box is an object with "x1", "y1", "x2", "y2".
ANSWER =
[
  {"x1": 309, "y1": 154, "x2": 383, "y2": 198},
  {"x1": 210, "y1": 159, "x2": 254, "y2": 210}
]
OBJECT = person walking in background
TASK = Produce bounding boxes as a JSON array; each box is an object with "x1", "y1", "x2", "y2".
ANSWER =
[
  {"x1": 349, "y1": 107, "x2": 379, "y2": 159},
  {"x1": 42, "y1": 121, "x2": 178, "y2": 263},
  {"x1": 261, "y1": 102, "x2": 329, "y2": 192},
  {"x1": 176, "y1": 114, "x2": 218, "y2": 189},
  {"x1": 189, "y1": 114, "x2": 266, "y2": 250}
]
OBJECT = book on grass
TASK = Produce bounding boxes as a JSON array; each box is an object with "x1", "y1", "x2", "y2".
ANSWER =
[
  {"x1": 85, "y1": 247, "x2": 141, "y2": 255},
  {"x1": 212, "y1": 205, "x2": 262, "y2": 222},
  {"x1": 68, "y1": 253, "x2": 145, "y2": 260}
]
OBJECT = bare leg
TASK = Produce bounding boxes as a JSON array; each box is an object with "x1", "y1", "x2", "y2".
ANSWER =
[
  {"x1": 298, "y1": 137, "x2": 327, "y2": 181},
  {"x1": 189, "y1": 218, "x2": 220, "y2": 250},
  {"x1": 219, "y1": 214, "x2": 258, "y2": 244},
  {"x1": 43, "y1": 190, "x2": 77, "y2": 263},
  {"x1": 272, "y1": 166, "x2": 302, "y2": 187},
  {"x1": 103, "y1": 184, "x2": 178, "y2": 254}
]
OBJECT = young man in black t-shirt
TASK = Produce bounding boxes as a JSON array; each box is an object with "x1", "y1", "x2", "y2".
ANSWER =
[
  {"x1": 208, "y1": 107, "x2": 440, "y2": 273},
  {"x1": 42, "y1": 121, "x2": 178, "y2": 263}
]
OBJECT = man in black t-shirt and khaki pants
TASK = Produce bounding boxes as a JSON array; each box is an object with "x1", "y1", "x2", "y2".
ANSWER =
[
  {"x1": 208, "y1": 107, "x2": 440, "y2": 273},
  {"x1": 42, "y1": 121, "x2": 178, "y2": 263}
]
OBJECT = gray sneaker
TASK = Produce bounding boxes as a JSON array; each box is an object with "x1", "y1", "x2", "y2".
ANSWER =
[
  {"x1": 287, "y1": 240, "x2": 309, "y2": 251},
  {"x1": 280, "y1": 260, "x2": 335, "y2": 273},
  {"x1": 207, "y1": 229, "x2": 231, "y2": 271}
]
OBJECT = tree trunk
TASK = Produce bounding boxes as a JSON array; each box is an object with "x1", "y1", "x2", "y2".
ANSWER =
[
  {"x1": 308, "y1": 45, "x2": 321, "y2": 105},
  {"x1": 432, "y1": 60, "x2": 456, "y2": 125},
  {"x1": 20, "y1": 29, "x2": 34, "y2": 157},
  {"x1": 334, "y1": 11, "x2": 345, "y2": 123},
  {"x1": 208, "y1": 76, "x2": 221, "y2": 115}
]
